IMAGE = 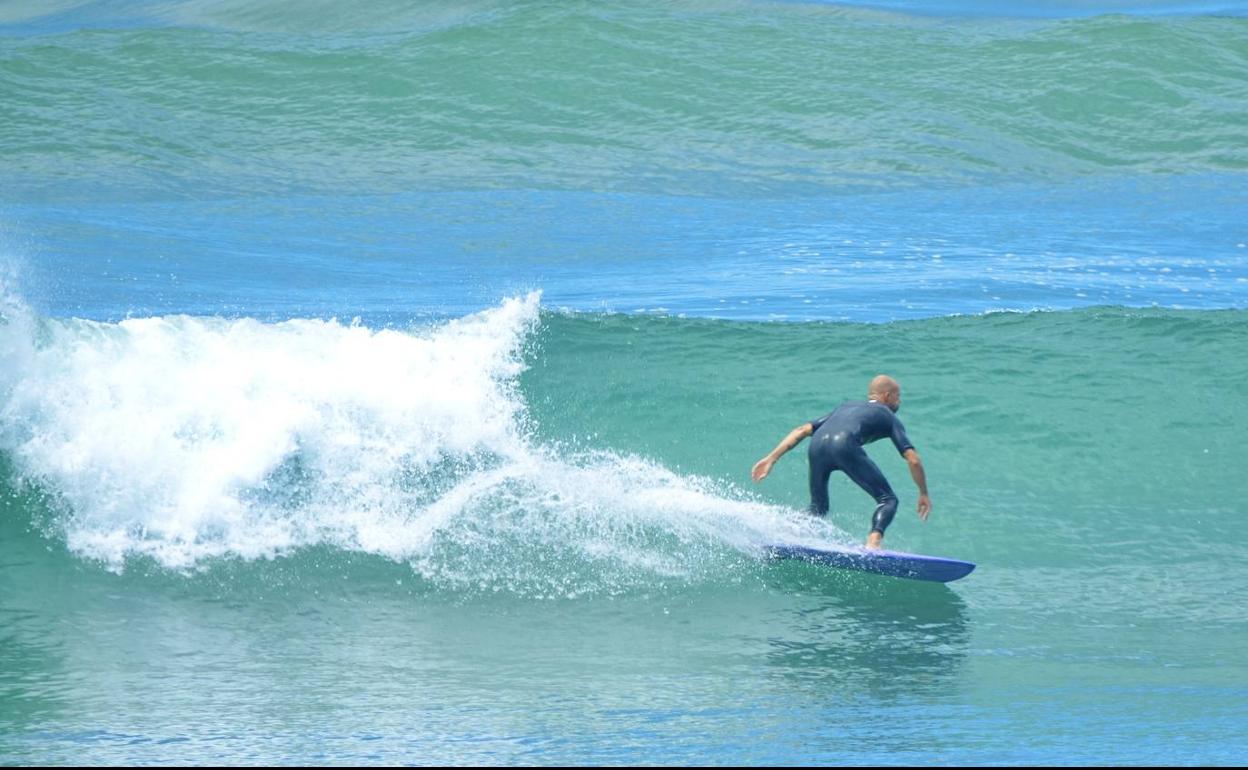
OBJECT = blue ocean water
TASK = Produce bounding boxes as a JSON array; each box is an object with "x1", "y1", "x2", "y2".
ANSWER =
[
  {"x1": 7, "y1": 177, "x2": 1248, "y2": 323},
  {"x1": 2, "y1": 0, "x2": 1247, "y2": 765}
]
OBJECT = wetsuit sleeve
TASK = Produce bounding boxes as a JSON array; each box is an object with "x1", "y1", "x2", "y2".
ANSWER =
[
  {"x1": 809, "y1": 413, "x2": 832, "y2": 434},
  {"x1": 890, "y1": 416, "x2": 915, "y2": 456}
]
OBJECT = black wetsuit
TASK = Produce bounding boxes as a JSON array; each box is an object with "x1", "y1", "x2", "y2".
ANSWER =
[{"x1": 807, "y1": 400, "x2": 915, "y2": 535}]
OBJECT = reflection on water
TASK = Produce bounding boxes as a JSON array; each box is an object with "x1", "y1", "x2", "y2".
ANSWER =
[{"x1": 762, "y1": 563, "x2": 971, "y2": 697}]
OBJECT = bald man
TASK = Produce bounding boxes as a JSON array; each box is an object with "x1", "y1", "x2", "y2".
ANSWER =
[{"x1": 752, "y1": 375, "x2": 932, "y2": 549}]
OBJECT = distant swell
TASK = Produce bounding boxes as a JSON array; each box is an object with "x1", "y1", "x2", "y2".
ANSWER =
[{"x1": 2, "y1": 2, "x2": 1245, "y2": 200}]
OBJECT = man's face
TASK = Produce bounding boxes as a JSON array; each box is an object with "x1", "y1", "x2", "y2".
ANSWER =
[{"x1": 886, "y1": 390, "x2": 901, "y2": 412}]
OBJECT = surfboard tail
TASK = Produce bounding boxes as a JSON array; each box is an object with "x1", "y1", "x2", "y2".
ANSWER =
[{"x1": 767, "y1": 544, "x2": 976, "y2": 583}]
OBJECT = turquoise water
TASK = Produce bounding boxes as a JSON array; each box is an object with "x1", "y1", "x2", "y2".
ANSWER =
[{"x1": 2, "y1": 0, "x2": 1247, "y2": 765}]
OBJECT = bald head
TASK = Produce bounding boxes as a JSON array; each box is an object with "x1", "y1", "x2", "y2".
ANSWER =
[{"x1": 868, "y1": 375, "x2": 901, "y2": 411}]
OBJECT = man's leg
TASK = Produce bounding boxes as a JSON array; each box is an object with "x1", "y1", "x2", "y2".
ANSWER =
[
  {"x1": 807, "y1": 452, "x2": 834, "y2": 517},
  {"x1": 839, "y1": 449, "x2": 898, "y2": 549}
]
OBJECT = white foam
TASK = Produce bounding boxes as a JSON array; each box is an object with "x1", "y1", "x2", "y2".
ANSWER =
[
  {"x1": 0, "y1": 292, "x2": 537, "y2": 567},
  {"x1": 0, "y1": 289, "x2": 837, "y2": 578}
]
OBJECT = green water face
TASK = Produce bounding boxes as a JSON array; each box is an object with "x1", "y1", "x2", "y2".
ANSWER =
[{"x1": 522, "y1": 308, "x2": 1244, "y2": 559}]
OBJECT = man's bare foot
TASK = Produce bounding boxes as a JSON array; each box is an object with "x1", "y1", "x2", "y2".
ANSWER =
[{"x1": 865, "y1": 532, "x2": 883, "y2": 550}]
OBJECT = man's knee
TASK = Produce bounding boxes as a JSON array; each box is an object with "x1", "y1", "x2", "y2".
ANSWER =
[{"x1": 870, "y1": 495, "x2": 898, "y2": 533}]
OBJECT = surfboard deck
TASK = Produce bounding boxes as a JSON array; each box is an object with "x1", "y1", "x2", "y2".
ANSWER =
[{"x1": 766, "y1": 544, "x2": 976, "y2": 583}]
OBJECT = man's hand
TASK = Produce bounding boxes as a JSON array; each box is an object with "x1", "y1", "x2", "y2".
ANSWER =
[
  {"x1": 903, "y1": 449, "x2": 931, "y2": 521},
  {"x1": 752, "y1": 424, "x2": 813, "y2": 483}
]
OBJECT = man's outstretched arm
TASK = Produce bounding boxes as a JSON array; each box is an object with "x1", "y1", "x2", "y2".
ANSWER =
[
  {"x1": 752, "y1": 423, "x2": 814, "y2": 482},
  {"x1": 903, "y1": 448, "x2": 932, "y2": 520}
]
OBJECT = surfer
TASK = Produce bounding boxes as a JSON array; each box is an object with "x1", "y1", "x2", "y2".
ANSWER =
[{"x1": 751, "y1": 375, "x2": 931, "y2": 550}]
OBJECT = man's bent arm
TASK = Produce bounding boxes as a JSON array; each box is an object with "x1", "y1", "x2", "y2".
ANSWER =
[
  {"x1": 903, "y1": 448, "x2": 932, "y2": 520},
  {"x1": 752, "y1": 423, "x2": 814, "y2": 482}
]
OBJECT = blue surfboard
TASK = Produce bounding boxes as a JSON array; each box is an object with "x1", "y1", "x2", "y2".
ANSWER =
[{"x1": 767, "y1": 544, "x2": 976, "y2": 583}]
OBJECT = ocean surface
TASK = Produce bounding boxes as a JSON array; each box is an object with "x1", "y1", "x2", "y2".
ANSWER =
[{"x1": 2, "y1": 0, "x2": 1247, "y2": 765}]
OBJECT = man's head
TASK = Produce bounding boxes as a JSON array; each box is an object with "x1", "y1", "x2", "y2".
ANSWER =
[{"x1": 868, "y1": 374, "x2": 901, "y2": 412}]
